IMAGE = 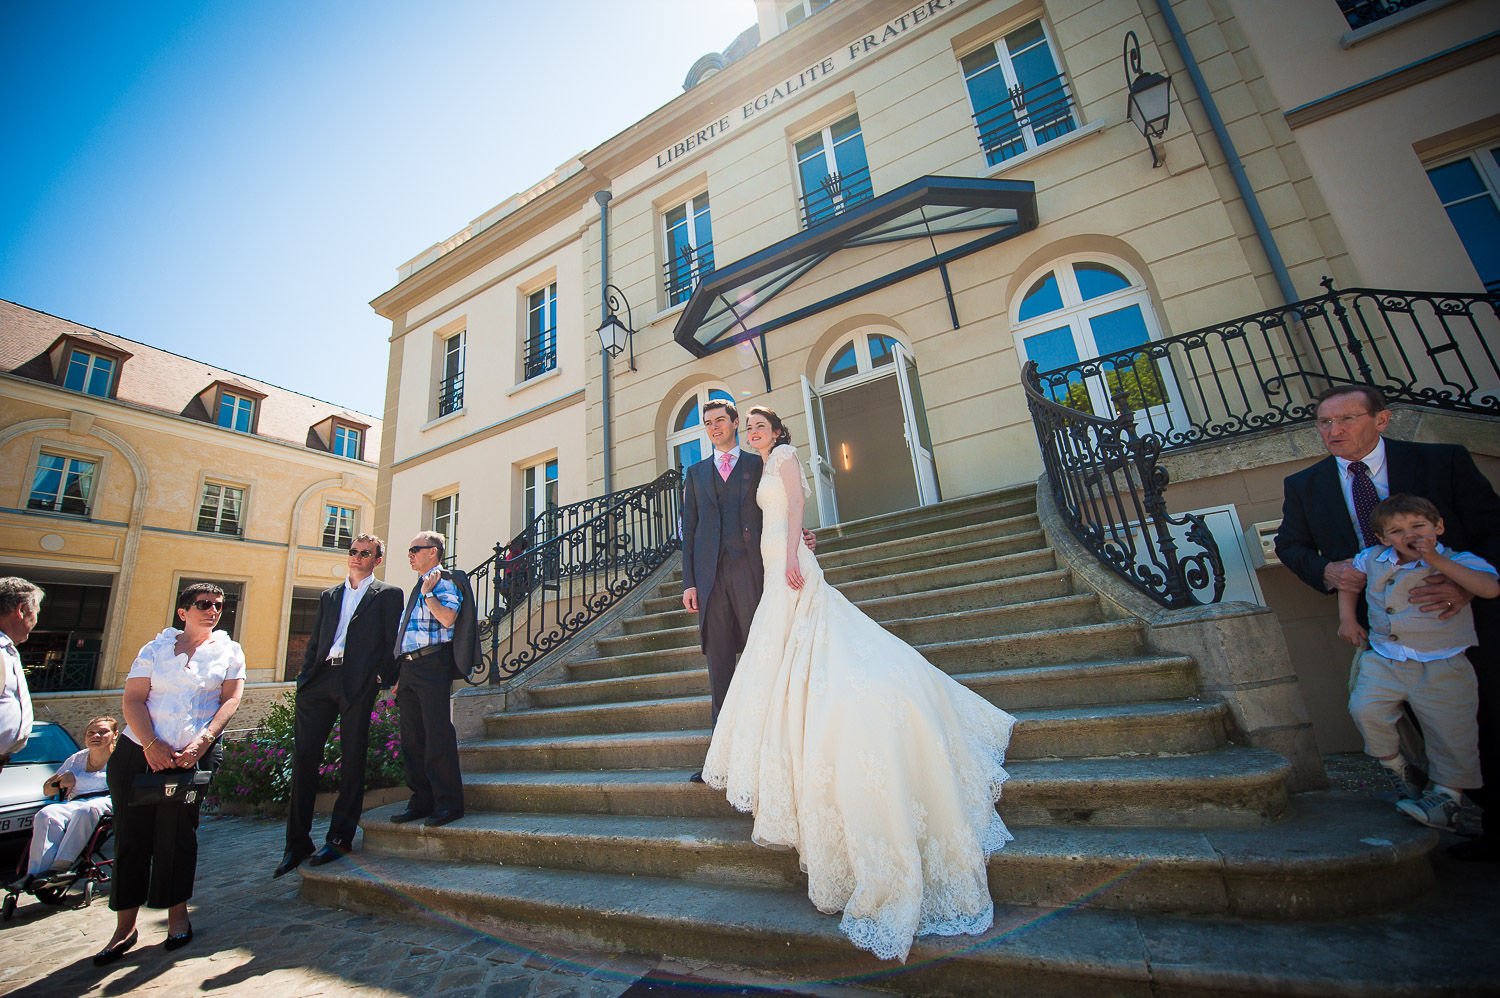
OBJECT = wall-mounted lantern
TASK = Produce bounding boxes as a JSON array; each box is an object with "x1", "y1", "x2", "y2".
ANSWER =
[{"x1": 1123, "y1": 30, "x2": 1173, "y2": 167}]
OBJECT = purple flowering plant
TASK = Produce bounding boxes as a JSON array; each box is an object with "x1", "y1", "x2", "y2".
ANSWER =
[{"x1": 208, "y1": 690, "x2": 403, "y2": 814}]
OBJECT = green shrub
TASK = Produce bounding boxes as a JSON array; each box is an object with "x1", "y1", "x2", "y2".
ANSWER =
[{"x1": 208, "y1": 690, "x2": 403, "y2": 815}]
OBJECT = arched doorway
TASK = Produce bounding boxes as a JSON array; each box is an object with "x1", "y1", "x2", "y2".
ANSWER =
[{"x1": 804, "y1": 330, "x2": 940, "y2": 525}]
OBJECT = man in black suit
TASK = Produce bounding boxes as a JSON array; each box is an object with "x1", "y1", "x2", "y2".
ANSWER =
[
  {"x1": 388, "y1": 530, "x2": 480, "y2": 828},
  {"x1": 1276, "y1": 384, "x2": 1500, "y2": 859},
  {"x1": 274, "y1": 533, "x2": 404, "y2": 877}
]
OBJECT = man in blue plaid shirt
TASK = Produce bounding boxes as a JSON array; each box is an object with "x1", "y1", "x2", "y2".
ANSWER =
[{"x1": 389, "y1": 530, "x2": 466, "y2": 827}]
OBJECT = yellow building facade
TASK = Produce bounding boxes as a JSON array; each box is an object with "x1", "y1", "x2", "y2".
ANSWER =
[
  {"x1": 0, "y1": 300, "x2": 382, "y2": 729},
  {"x1": 374, "y1": 0, "x2": 1499, "y2": 748}
]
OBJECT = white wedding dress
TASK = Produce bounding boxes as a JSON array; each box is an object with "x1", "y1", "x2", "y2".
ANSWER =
[{"x1": 702, "y1": 444, "x2": 1016, "y2": 963}]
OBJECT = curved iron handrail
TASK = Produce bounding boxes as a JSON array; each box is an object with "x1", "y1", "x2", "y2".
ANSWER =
[
  {"x1": 463, "y1": 469, "x2": 683, "y2": 685},
  {"x1": 1022, "y1": 360, "x2": 1225, "y2": 608}
]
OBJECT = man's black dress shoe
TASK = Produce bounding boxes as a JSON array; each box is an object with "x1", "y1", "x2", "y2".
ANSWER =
[
  {"x1": 688, "y1": 771, "x2": 705, "y2": 783},
  {"x1": 164, "y1": 924, "x2": 193, "y2": 952},
  {"x1": 423, "y1": 809, "x2": 463, "y2": 827},
  {"x1": 93, "y1": 928, "x2": 138, "y2": 966},
  {"x1": 308, "y1": 841, "x2": 351, "y2": 867},
  {"x1": 390, "y1": 808, "x2": 432, "y2": 824},
  {"x1": 272, "y1": 844, "x2": 315, "y2": 878}
]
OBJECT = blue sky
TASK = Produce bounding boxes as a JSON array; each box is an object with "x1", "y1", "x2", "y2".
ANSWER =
[{"x1": 1, "y1": 0, "x2": 757, "y2": 418}]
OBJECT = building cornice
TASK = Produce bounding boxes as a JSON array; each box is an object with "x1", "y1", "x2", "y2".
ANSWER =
[{"x1": 391, "y1": 388, "x2": 584, "y2": 473}]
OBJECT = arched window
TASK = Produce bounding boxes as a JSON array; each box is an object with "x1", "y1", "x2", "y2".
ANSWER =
[
  {"x1": 666, "y1": 385, "x2": 735, "y2": 471},
  {"x1": 1011, "y1": 258, "x2": 1172, "y2": 418},
  {"x1": 819, "y1": 331, "x2": 901, "y2": 387}
]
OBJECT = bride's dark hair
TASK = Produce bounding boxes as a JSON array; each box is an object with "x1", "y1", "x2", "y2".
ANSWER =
[{"x1": 747, "y1": 406, "x2": 793, "y2": 448}]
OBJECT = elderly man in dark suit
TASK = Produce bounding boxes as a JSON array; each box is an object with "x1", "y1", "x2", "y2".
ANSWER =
[
  {"x1": 389, "y1": 529, "x2": 480, "y2": 828},
  {"x1": 681, "y1": 400, "x2": 814, "y2": 783},
  {"x1": 275, "y1": 533, "x2": 404, "y2": 877},
  {"x1": 1276, "y1": 384, "x2": 1500, "y2": 860}
]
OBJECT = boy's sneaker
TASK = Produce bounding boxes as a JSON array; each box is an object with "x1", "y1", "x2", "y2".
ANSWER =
[
  {"x1": 1381, "y1": 761, "x2": 1424, "y2": 801},
  {"x1": 1397, "y1": 790, "x2": 1461, "y2": 831}
]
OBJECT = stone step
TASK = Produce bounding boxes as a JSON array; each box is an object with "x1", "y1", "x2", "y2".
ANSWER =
[
  {"x1": 658, "y1": 514, "x2": 1045, "y2": 594},
  {"x1": 596, "y1": 590, "x2": 1106, "y2": 659},
  {"x1": 562, "y1": 618, "x2": 1148, "y2": 685},
  {"x1": 476, "y1": 699, "x2": 1230, "y2": 762},
  {"x1": 451, "y1": 748, "x2": 1291, "y2": 826},
  {"x1": 634, "y1": 548, "x2": 1061, "y2": 630},
  {"x1": 813, "y1": 494, "x2": 1038, "y2": 554},
  {"x1": 304, "y1": 819, "x2": 1463, "y2": 998},
  {"x1": 528, "y1": 655, "x2": 1198, "y2": 711},
  {"x1": 355, "y1": 794, "x2": 1434, "y2": 920},
  {"x1": 612, "y1": 570, "x2": 1078, "y2": 654}
]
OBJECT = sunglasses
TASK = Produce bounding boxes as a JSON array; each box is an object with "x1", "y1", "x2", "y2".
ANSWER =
[
  {"x1": 348, "y1": 548, "x2": 377, "y2": 559},
  {"x1": 408, "y1": 545, "x2": 436, "y2": 555},
  {"x1": 189, "y1": 599, "x2": 224, "y2": 612}
]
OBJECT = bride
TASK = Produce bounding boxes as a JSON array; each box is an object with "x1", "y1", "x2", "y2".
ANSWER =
[{"x1": 702, "y1": 405, "x2": 1017, "y2": 963}]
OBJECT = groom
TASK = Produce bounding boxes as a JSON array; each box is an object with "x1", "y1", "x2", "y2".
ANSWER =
[{"x1": 681, "y1": 400, "x2": 814, "y2": 780}]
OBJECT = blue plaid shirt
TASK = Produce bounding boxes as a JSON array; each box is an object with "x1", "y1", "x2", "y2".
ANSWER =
[{"x1": 400, "y1": 572, "x2": 460, "y2": 654}]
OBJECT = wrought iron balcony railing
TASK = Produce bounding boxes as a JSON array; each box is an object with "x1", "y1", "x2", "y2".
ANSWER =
[
  {"x1": 971, "y1": 71, "x2": 1077, "y2": 166},
  {"x1": 25, "y1": 655, "x2": 97, "y2": 693},
  {"x1": 800, "y1": 166, "x2": 874, "y2": 228},
  {"x1": 26, "y1": 496, "x2": 90, "y2": 517},
  {"x1": 523, "y1": 329, "x2": 557, "y2": 381},
  {"x1": 1022, "y1": 361, "x2": 1226, "y2": 609},
  {"x1": 437, "y1": 371, "x2": 464, "y2": 416},
  {"x1": 1338, "y1": 0, "x2": 1430, "y2": 30},
  {"x1": 664, "y1": 240, "x2": 715, "y2": 307},
  {"x1": 1030, "y1": 280, "x2": 1500, "y2": 453},
  {"x1": 462, "y1": 468, "x2": 683, "y2": 685}
]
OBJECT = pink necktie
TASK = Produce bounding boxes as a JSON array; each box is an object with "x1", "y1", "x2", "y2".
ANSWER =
[{"x1": 719, "y1": 453, "x2": 733, "y2": 481}]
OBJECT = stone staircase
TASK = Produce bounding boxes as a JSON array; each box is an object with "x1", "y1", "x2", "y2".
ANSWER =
[{"x1": 302, "y1": 486, "x2": 1445, "y2": 996}]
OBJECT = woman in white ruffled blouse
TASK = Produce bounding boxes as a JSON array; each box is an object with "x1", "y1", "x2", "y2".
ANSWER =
[{"x1": 95, "y1": 583, "x2": 244, "y2": 966}]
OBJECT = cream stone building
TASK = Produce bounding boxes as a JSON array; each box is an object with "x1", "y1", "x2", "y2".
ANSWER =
[
  {"x1": 374, "y1": 0, "x2": 1499, "y2": 751},
  {"x1": 0, "y1": 300, "x2": 381, "y2": 735}
]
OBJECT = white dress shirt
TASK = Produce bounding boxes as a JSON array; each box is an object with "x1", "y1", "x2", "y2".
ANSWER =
[
  {"x1": 126, "y1": 629, "x2": 247, "y2": 752},
  {"x1": 55, "y1": 748, "x2": 110, "y2": 796},
  {"x1": 1333, "y1": 437, "x2": 1389, "y2": 542},
  {"x1": 0, "y1": 631, "x2": 33, "y2": 757},
  {"x1": 328, "y1": 573, "x2": 374, "y2": 660}
]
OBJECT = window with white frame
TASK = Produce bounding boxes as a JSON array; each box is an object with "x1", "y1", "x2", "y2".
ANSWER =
[
  {"x1": 62, "y1": 350, "x2": 116, "y2": 398},
  {"x1": 524, "y1": 284, "x2": 558, "y2": 381},
  {"x1": 522, "y1": 459, "x2": 559, "y2": 540},
  {"x1": 821, "y1": 332, "x2": 900, "y2": 387},
  {"x1": 1011, "y1": 258, "x2": 1172, "y2": 418},
  {"x1": 666, "y1": 387, "x2": 735, "y2": 472},
  {"x1": 1427, "y1": 147, "x2": 1500, "y2": 292},
  {"x1": 783, "y1": 0, "x2": 833, "y2": 29},
  {"x1": 322, "y1": 504, "x2": 357, "y2": 550},
  {"x1": 795, "y1": 113, "x2": 872, "y2": 227},
  {"x1": 218, "y1": 392, "x2": 256, "y2": 432},
  {"x1": 333, "y1": 424, "x2": 363, "y2": 459},
  {"x1": 438, "y1": 330, "x2": 465, "y2": 416},
  {"x1": 197, "y1": 482, "x2": 244, "y2": 536},
  {"x1": 960, "y1": 19, "x2": 1077, "y2": 167},
  {"x1": 432, "y1": 493, "x2": 459, "y2": 565},
  {"x1": 664, "y1": 194, "x2": 715, "y2": 307},
  {"x1": 28, "y1": 453, "x2": 96, "y2": 516}
]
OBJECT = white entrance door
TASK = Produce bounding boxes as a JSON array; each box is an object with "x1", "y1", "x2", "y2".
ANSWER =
[
  {"x1": 800, "y1": 375, "x2": 840, "y2": 526},
  {"x1": 891, "y1": 344, "x2": 941, "y2": 507}
]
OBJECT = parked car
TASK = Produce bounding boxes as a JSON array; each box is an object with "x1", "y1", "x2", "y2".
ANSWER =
[{"x1": 0, "y1": 723, "x2": 80, "y2": 840}]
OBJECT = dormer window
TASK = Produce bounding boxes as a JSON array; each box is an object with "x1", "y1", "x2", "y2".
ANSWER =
[
  {"x1": 334, "y1": 424, "x2": 363, "y2": 459},
  {"x1": 784, "y1": 0, "x2": 833, "y2": 29},
  {"x1": 63, "y1": 350, "x2": 116, "y2": 398},
  {"x1": 219, "y1": 392, "x2": 256, "y2": 432}
]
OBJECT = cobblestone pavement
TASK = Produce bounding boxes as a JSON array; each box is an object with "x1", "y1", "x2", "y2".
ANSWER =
[{"x1": 0, "y1": 816, "x2": 658, "y2": 998}]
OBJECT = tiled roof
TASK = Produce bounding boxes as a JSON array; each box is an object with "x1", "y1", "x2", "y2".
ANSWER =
[{"x1": 0, "y1": 299, "x2": 382, "y2": 458}]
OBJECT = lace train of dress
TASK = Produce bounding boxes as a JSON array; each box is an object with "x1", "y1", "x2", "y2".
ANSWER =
[{"x1": 702, "y1": 444, "x2": 1015, "y2": 962}]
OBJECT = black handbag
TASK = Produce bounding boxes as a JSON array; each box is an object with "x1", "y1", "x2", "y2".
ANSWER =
[{"x1": 129, "y1": 769, "x2": 210, "y2": 806}]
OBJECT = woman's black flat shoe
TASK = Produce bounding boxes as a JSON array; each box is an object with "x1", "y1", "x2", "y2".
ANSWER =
[
  {"x1": 163, "y1": 925, "x2": 193, "y2": 952},
  {"x1": 93, "y1": 929, "x2": 138, "y2": 966}
]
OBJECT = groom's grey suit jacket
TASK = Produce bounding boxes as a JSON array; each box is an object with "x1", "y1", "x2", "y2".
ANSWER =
[{"x1": 681, "y1": 450, "x2": 765, "y2": 650}]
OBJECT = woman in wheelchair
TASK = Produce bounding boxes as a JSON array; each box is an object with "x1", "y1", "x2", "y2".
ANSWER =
[{"x1": 7, "y1": 716, "x2": 118, "y2": 892}]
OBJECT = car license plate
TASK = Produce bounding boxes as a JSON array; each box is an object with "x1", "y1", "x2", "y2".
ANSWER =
[{"x1": 0, "y1": 815, "x2": 33, "y2": 833}]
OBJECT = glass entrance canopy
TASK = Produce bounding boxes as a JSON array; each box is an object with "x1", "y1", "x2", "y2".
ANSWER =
[{"x1": 672, "y1": 175, "x2": 1038, "y2": 358}]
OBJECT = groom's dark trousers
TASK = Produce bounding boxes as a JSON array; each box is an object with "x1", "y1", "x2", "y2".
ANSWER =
[{"x1": 682, "y1": 451, "x2": 765, "y2": 723}]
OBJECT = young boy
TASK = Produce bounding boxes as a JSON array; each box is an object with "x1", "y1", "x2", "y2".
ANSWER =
[{"x1": 1339, "y1": 494, "x2": 1499, "y2": 830}]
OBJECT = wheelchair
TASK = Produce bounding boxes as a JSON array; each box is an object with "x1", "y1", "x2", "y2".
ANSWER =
[{"x1": 2, "y1": 797, "x2": 114, "y2": 920}]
